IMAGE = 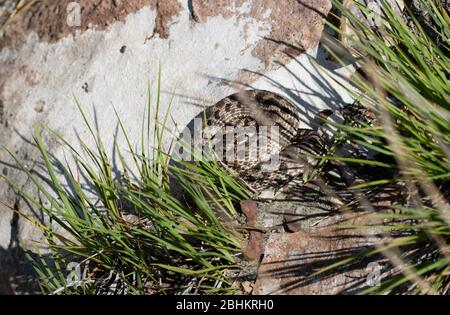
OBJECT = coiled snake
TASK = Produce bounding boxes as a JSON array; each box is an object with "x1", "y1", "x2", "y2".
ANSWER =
[{"x1": 200, "y1": 89, "x2": 327, "y2": 193}]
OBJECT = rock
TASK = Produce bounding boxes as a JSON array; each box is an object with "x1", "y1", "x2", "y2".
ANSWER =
[
  {"x1": 0, "y1": 0, "x2": 183, "y2": 50},
  {"x1": 240, "y1": 188, "x2": 340, "y2": 262},
  {"x1": 240, "y1": 200, "x2": 269, "y2": 263},
  {"x1": 190, "y1": 0, "x2": 331, "y2": 82},
  {"x1": 241, "y1": 281, "x2": 254, "y2": 294},
  {"x1": 251, "y1": 182, "x2": 410, "y2": 295},
  {"x1": 253, "y1": 210, "x2": 394, "y2": 295}
]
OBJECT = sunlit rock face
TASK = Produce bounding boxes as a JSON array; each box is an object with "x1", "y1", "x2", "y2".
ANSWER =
[{"x1": 0, "y1": 0, "x2": 358, "y2": 294}]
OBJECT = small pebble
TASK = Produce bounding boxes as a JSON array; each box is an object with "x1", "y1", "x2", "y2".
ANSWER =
[{"x1": 242, "y1": 281, "x2": 254, "y2": 294}]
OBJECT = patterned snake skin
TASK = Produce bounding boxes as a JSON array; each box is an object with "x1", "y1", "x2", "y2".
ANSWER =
[{"x1": 201, "y1": 90, "x2": 326, "y2": 192}]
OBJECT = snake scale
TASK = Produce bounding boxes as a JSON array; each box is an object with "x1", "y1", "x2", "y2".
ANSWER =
[{"x1": 201, "y1": 89, "x2": 327, "y2": 193}]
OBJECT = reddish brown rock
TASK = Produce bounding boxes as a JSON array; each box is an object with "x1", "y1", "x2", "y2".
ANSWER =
[
  {"x1": 191, "y1": 0, "x2": 331, "y2": 84},
  {"x1": 339, "y1": 0, "x2": 405, "y2": 53},
  {"x1": 1, "y1": 0, "x2": 332, "y2": 89},
  {"x1": 240, "y1": 200, "x2": 268, "y2": 263},
  {"x1": 0, "y1": 0, "x2": 183, "y2": 50},
  {"x1": 253, "y1": 211, "x2": 393, "y2": 295}
]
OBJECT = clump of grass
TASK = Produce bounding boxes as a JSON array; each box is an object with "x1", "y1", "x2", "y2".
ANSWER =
[
  {"x1": 3, "y1": 71, "x2": 251, "y2": 295},
  {"x1": 325, "y1": 0, "x2": 450, "y2": 294}
]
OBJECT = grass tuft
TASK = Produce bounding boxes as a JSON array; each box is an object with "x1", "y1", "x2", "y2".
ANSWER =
[{"x1": 3, "y1": 70, "x2": 250, "y2": 295}]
